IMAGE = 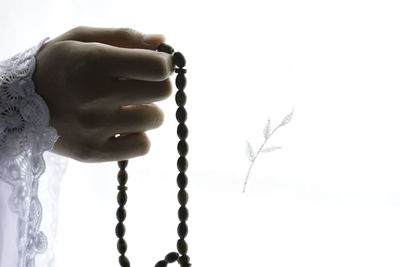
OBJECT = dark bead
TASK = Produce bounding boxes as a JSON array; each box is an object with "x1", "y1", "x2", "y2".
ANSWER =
[
  {"x1": 177, "y1": 140, "x2": 189, "y2": 157},
  {"x1": 177, "y1": 123, "x2": 188, "y2": 140},
  {"x1": 164, "y1": 252, "x2": 179, "y2": 263},
  {"x1": 178, "y1": 255, "x2": 191, "y2": 264},
  {"x1": 177, "y1": 172, "x2": 188, "y2": 189},
  {"x1": 115, "y1": 222, "x2": 126, "y2": 238},
  {"x1": 173, "y1": 52, "x2": 186, "y2": 68},
  {"x1": 117, "y1": 238, "x2": 128, "y2": 254},
  {"x1": 181, "y1": 263, "x2": 192, "y2": 267},
  {"x1": 157, "y1": 43, "x2": 174, "y2": 54},
  {"x1": 178, "y1": 189, "x2": 188, "y2": 205},
  {"x1": 116, "y1": 207, "x2": 126, "y2": 221},
  {"x1": 118, "y1": 185, "x2": 128, "y2": 190},
  {"x1": 175, "y1": 68, "x2": 187, "y2": 74},
  {"x1": 176, "y1": 106, "x2": 187, "y2": 123},
  {"x1": 177, "y1": 238, "x2": 188, "y2": 255},
  {"x1": 154, "y1": 260, "x2": 168, "y2": 267},
  {"x1": 178, "y1": 205, "x2": 189, "y2": 221},
  {"x1": 118, "y1": 170, "x2": 128, "y2": 185},
  {"x1": 117, "y1": 190, "x2": 128, "y2": 206},
  {"x1": 175, "y1": 73, "x2": 186, "y2": 90},
  {"x1": 178, "y1": 222, "x2": 188, "y2": 238},
  {"x1": 177, "y1": 156, "x2": 188, "y2": 172},
  {"x1": 118, "y1": 160, "x2": 128, "y2": 169},
  {"x1": 175, "y1": 90, "x2": 187, "y2": 106},
  {"x1": 119, "y1": 255, "x2": 130, "y2": 267}
]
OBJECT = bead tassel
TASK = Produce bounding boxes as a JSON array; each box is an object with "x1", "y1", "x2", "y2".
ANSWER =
[
  {"x1": 116, "y1": 160, "x2": 130, "y2": 267},
  {"x1": 116, "y1": 44, "x2": 191, "y2": 266}
]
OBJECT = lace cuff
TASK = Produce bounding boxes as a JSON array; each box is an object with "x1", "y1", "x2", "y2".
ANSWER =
[{"x1": 0, "y1": 37, "x2": 60, "y2": 267}]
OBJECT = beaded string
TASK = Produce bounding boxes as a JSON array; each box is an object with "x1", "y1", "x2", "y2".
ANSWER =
[{"x1": 116, "y1": 43, "x2": 191, "y2": 267}]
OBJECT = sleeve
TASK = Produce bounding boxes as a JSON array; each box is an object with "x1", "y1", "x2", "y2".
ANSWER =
[{"x1": 0, "y1": 37, "x2": 68, "y2": 267}]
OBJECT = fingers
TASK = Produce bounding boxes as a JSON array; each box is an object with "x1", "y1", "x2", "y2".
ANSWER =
[
  {"x1": 100, "y1": 132, "x2": 151, "y2": 162},
  {"x1": 105, "y1": 78, "x2": 173, "y2": 106},
  {"x1": 78, "y1": 104, "x2": 162, "y2": 162},
  {"x1": 94, "y1": 104, "x2": 162, "y2": 161},
  {"x1": 92, "y1": 43, "x2": 174, "y2": 81},
  {"x1": 56, "y1": 26, "x2": 165, "y2": 50},
  {"x1": 97, "y1": 104, "x2": 164, "y2": 138}
]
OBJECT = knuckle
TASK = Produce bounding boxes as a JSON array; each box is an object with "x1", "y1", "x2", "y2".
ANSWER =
[
  {"x1": 82, "y1": 45, "x2": 100, "y2": 66},
  {"x1": 70, "y1": 26, "x2": 89, "y2": 37},
  {"x1": 157, "y1": 54, "x2": 174, "y2": 81},
  {"x1": 152, "y1": 106, "x2": 164, "y2": 128},
  {"x1": 114, "y1": 28, "x2": 139, "y2": 43},
  {"x1": 66, "y1": 43, "x2": 100, "y2": 76},
  {"x1": 162, "y1": 79, "x2": 173, "y2": 98},
  {"x1": 140, "y1": 135, "x2": 151, "y2": 155},
  {"x1": 73, "y1": 25, "x2": 86, "y2": 32}
]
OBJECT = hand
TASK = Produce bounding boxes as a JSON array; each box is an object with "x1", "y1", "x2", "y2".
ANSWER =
[{"x1": 33, "y1": 26, "x2": 174, "y2": 163}]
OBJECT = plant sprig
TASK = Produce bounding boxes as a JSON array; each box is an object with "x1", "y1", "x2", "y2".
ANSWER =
[{"x1": 243, "y1": 108, "x2": 294, "y2": 193}]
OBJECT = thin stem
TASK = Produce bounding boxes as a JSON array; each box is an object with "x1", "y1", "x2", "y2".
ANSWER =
[{"x1": 242, "y1": 124, "x2": 281, "y2": 193}]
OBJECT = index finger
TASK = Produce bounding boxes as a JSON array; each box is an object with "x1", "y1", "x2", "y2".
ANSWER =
[{"x1": 92, "y1": 42, "x2": 175, "y2": 81}]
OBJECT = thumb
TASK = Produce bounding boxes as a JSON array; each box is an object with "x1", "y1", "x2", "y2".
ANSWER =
[{"x1": 56, "y1": 26, "x2": 166, "y2": 50}]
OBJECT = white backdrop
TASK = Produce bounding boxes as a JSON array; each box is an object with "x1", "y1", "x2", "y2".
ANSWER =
[{"x1": 2, "y1": 0, "x2": 400, "y2": 266}]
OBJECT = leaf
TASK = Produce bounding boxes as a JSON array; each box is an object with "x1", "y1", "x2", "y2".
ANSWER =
[
  {"x1": 279, "y1": 108, "x2": 294, "y2": 127},
  {"x1": 245, "y1": 141, "x2": 255, "y2": 162},
  {"x1": 263, "y1": 118, "x2": 271, "y2": 139},
  {"x1": 261, "y1": 146, "x2": 282, "y2": 153}
]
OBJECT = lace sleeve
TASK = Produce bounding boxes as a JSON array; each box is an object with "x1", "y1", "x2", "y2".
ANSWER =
[{"x1": 0, "y1": 37, "x2": 61, "y2": 267}]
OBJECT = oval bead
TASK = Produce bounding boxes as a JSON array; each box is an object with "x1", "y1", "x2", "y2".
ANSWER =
[
  {"x1": 157, "y1": 43, "x2": 174, "y2": 54},
  {"x1": 154, "y1": 260, "x2": 168, "y2": 267},
  {"x1": 177, "y1": 238, "x2": 188, "y2": 255},
  {"x1": 177, "y1": 123, "x2": 188, "y2": 140},
  {"x1": 117, "y1": 190, "x2": 128, "y2": 206},
  {"x1": 178, "y1": 222, "x2": 188, "y2": 238},
  {"x1": 177, "y1": 172, "x2": 188, "y2": 189},
  {"x1": 178, "y1": 205, "x2": 189, "y2": 221},
  {"x1": 175, "y1": 73, "x2": 186, "y2": 90},
  {"x1": 118, "y1": 160, "x2": 128, "y2": 169},
  {"x1": 173, "y1": 52, "x2": 186, "y2": 68},
  {"x1": 116, "y1": 207, "x2": 126, "y2": 221},
  {"x1": 177, "y1": 140, "x2": 189, "y2": 157},
  {"x1": 115, "y1": 222, "x2": 126, "y2": 238},
  {"x1": 118, "y1": 170, "x2": 128, "y2": 185},
  {"x1": 165, "y1": 252, "x2": 179, "y2": 263},
  {"x1": 117, "y1": 238, "x2": 128, "y2": 254},
  {"x1": 176, "y1": 172, "x2": 188, "y2": 189},
  {"x1": 119, "y1": 255, "x2": 130, "y2": 267},
  {"x1": 175, "y1": 90, "x2": 187, "y2": 106},
  {"x1": 177, "y1": 156, "x2": 188, "y2": 172},
  {"x1": 176, "y1": 106, "x2": 187, "y2": 123},
  {"x1": 178, "y1": 254, "x2": 191, "y2": 265},
  {"x1": 178, "y1": 189, "x2": 188, "y2": 205}
]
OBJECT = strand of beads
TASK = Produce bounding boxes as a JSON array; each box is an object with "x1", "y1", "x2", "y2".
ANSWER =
[
  {"x1": 115, "y1": 43, "x2": 191, "y2": 267},
  {"x1": 116, "y1": 160, "x2": 130, "y2": 267},
  {"x1": 155, "y1": 43, "x2": 191, "y2": 267}
]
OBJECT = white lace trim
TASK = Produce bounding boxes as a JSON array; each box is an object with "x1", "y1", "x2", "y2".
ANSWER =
[{"x1": 0, "y1": 37, "x2": 60, "y2": 267}]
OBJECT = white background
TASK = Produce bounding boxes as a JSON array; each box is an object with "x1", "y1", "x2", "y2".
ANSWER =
[{"x1": 2, "y1": 0, "x2": 400, "y2": 266}]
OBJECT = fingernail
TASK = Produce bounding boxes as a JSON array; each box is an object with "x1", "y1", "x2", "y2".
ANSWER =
[{"x1": 143, "y1": 34, "x2": 165, "y2": 45}]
